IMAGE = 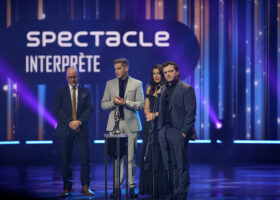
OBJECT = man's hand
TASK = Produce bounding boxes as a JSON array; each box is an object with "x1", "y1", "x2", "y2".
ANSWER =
[
  {"x1": 114, "y1": 96, "x2": 126, "y2": 105},
  {"x1": 69, "y1": 120, "x2": 81, "y2": 132},
  {"x1": 182, "y1": 133, "x2": 187, "y2": 138}
]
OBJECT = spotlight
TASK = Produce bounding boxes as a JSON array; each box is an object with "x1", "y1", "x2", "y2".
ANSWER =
[
  {"x1": 13, "y1": 83, "x2": 17, "y2": 90},
  {"x1": 215, "y1": 122, "x2": 223, "y2": 129},
  {"x1": 3, "y1": 85, "x2": 8, "y2": 91}
]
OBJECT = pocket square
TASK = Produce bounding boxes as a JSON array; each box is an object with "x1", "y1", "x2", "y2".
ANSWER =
[{"x1": 81, "y1": 92, "x2": 87, "y2": 98}]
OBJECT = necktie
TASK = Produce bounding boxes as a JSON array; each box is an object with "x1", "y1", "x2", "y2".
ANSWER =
[{"x1": 72, "y1": 87, "x2": 77, "y2": 120}]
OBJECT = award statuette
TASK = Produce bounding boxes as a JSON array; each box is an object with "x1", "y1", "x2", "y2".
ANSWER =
[{"x1": 112, "y1": 105, "x2": 121, "y2": 135}]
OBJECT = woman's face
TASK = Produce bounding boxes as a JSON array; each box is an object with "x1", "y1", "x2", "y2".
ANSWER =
[{"x1": 153, "y1": 68, "x2": 162, "y2": 83}]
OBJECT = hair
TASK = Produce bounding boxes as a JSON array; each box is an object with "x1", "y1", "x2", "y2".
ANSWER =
[
  {"x1": 114, "y1": 58, "x2": 129, "y2": 67},
  {"x1": 162, "y1": 61, "x2": 179, "y2": 71},
  {"x1": 148, "y1": 64, "x2": 166, "y2": 95}
]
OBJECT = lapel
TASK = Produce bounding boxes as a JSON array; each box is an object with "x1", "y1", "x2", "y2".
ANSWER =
[
  {"x1": 169, "y1": 80, "x2": 181, "y2": 111},
  {"x1": 113, "y1": 78, "x2": 119, "y2": 97},
  {"x1": 124, "y1": 76, "x2": 132, "y2": 99},
  {"x1": 77, "y1": 86, "x2": 82, "y2": 112},
  {"x1": 159, "y1": 85, "x2": 166, "y2": 113},
  {"x1": 65, "y1": 86, "x2": 72, "y2": 111}
]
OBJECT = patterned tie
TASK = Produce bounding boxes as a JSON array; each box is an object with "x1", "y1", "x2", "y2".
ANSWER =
[{"x1": 72, "y1": 87, "x2": 77, "y2": 120}]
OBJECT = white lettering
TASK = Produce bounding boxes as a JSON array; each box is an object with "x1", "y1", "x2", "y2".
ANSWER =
[
  {"x1": 123, "y1": 31, "x2": 137, "y2": 47},
  {"x1": 89, "y1": 31, "x2": 105, "y2": 47},
  {"x1": 53, "y1": 56, "x2": 61, "y2": 72},
  {"x1": 26, "y1": 31, "x2": 40, "y2": 47},
  {"x1": 78, "y1": 52, "x2": 86, "y2": 72},
  {"x1": 70, "y1": 55, "x2": 78, "y2": 68},
  {"x1": 26, "y1": 31, "x2": 170, "y2": 47},
  {"x1": 155, "y1": 31, "x2": 170, "y2": 47},
  {"x1": 26, "y1": 56, "x2": 29, "y2": 72},
  {"x1": 46, "y1": 55, "x2": 52, "y2": 73},
  {"x1": 58, "y1": 31, "x2": 72, "y2": 47},
  {"x1": 62, "y1": 56, "x2": 70, "y2": 72},
  {"x1": 74, "y1": 31, "x2": 88, "y2": 47},
  {"x1": 139, "y1": 31, "x2": 153, "y2": 47},
  {"x1": 42, "y1": 31, "x2": 56, "y2": 47},
  {"x1": 93, "y1": 55, "x2": 100, "y2": 72},
  {"x1": 25, "y1": 54, "x2": 102, "y2": 73},
  {"x1": 105, "y1": 31, "x2": 120, "y2": 47}
]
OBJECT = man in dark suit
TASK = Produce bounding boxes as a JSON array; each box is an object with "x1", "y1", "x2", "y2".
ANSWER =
[
  {"x1": 54, "y1": 66, "x2": 94, "y2": 197},
  {"x1": 158, "y1": 61, "x2": 197, "y2": 200}
]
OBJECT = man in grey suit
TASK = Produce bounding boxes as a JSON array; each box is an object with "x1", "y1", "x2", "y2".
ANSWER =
[
  {"x1": 101, "y1": 58, "x2": 144, "y2": 198},
  {"x1": 158, "y1": 61, "x2": 197, "y2": 200}
]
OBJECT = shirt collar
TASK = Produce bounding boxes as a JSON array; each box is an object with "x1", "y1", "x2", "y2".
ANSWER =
[
  {"x1": 119, "y1": 76, "x2": 129, "y2": 83},
  {"x1": 166, "y1": 79, "x2": 178, "y2": 88},
  {"x1": 68, "y1": 83, "x2": 79, "y2": 90}
]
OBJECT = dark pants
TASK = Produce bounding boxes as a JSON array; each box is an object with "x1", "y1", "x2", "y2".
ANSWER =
[
  {"x1": 59, "y1": 133, "x2": 90, "y2": 190},
  {"x1": 158, "y1": 125, "x2": 190, "y2": 200}
]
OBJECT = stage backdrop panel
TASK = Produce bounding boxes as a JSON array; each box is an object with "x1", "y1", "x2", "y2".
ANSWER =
[{"x1": 0, "y1": 20, "x2": 200, "y2": 141}]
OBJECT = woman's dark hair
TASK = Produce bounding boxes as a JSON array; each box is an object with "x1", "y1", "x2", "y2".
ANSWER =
[{"x1": 148, "y1": 64, "x2": 166, "y2": 95}]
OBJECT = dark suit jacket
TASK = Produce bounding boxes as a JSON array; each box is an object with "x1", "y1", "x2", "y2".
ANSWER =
[
  {"x1": 54, "y1": 85, "x2": 93, "y2": 138},
  {"x1": 158, "y1": 80, "x2": 197, "y2": 140}
]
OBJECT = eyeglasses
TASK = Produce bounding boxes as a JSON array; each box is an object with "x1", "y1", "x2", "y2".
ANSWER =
[{"x1": 67, "y1": 76, "x2": 78, "y2": 79}]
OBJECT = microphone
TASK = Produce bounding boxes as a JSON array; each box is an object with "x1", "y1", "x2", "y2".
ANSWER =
[
  {"x1": 156, "y1": 84, "x2": 161, "y2": 91},
  {"x1": 155, "y1": 84, "x2": 161, "y2": 97}
]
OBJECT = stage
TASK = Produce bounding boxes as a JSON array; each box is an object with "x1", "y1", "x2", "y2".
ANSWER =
[
  {"x1": 0, "y1": 142, "x2": 280, "y2": 199},
  {"x1": 0, "y1": 0, "x2": 280, "y2": 199},
  {"x1": 0, "y1": 163, "x2": 279, "y2": 200}
]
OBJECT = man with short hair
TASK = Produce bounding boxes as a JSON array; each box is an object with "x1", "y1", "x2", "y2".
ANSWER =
[
  {"x1": 158, "y1": 61, "x2": 197, "y2": 200},
  {"x1": 101, "y1": 58, "x2": 144, "y2": 198},
  {"x1": 54, "y1": 66, "x2": 94, "y2": 197}
]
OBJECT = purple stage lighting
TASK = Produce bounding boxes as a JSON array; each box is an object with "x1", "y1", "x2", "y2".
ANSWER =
[
  {"x1": 202, "y1": 98, "x2": 222, "y2": 130},
  {"x1": 0, "y1": 57, "x2": 57, "y2": 129},
  {"x1": 215, "y1": 122, "x2": 223, "y2": 129}
]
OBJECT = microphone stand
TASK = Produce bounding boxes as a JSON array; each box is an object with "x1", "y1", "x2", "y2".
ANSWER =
[{"x1": 143, "y1": 85, "x2": 160, "y2": 200}]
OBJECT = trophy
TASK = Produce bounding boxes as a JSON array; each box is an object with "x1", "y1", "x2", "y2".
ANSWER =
[{"x1": 112, "y1": 105, "x2": 121, "y2": 135}]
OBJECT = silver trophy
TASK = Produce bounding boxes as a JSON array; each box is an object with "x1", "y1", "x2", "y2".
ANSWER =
[{"x1": 112, "y1": 105, "x2": 121, "y2": 135}]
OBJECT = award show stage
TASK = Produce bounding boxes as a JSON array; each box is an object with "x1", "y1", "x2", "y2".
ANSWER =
[{"x1": 0, "y1": 0, "x2": 280, "y2": 199}]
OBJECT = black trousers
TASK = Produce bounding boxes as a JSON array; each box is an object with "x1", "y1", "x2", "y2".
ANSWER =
[
  {"x1": 158, "y1": 125, "x2": 190, "y2": 200},
  {"x1": 59, "y1": 132, "x2": 90, "y2": 190}
]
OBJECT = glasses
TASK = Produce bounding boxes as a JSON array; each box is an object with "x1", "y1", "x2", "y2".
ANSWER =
[{"x1": 67, "y1": 76, "x2": 78, "y2": 80}]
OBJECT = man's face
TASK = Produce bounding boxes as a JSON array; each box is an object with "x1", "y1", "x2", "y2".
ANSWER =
[
  {"x1": 66, "y1": 67, "x2": 79, "y2": 87},
  {"x1": 163, "y1": 65, "x2": 179, "y2": 83},
  {"x1": 114, "y1": 63, "x2": 128, "y2": 79}
]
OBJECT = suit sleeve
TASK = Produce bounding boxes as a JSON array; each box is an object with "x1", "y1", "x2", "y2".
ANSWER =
[
  {"x1": 125, "y1": 81, "x2": 145, "y2": 111},
  {"x1": 54, "y1": 89, "x2": 72, "y2": 124},
  {"x1": 78, "y1": 88, "x2": 93, "y2": 124},
  {"x1": 101, "y1": 81, "x2": 116, "y2": 110},
  {"x1": 181, "y1": 86, "x2": 196, "y2": 135}
]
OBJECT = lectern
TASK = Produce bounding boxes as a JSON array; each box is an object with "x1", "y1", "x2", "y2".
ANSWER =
[{"x1": 104, "y1": 134, "x2": 128, "y2": 199}]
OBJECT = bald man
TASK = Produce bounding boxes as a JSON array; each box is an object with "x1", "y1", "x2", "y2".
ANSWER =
[{"x1": 54, "y1": 67, "x2": 94, "y2": 197}]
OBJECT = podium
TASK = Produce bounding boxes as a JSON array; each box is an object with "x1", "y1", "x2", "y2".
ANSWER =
[{"x1": 104, "y1": 134, "x2": 128, "y2": 199}]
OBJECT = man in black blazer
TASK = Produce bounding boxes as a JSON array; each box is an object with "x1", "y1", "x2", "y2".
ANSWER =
[
  {"x1": 158, "y1": 61, "x2": 197, "y2": 200},
  {"x1": 54, "y1": 66, "x2": 94, "y2": 197}
]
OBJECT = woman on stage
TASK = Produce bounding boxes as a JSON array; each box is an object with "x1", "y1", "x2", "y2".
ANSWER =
[{"x1": 139, "y1": 64, "x2": 169, "y2": 198}]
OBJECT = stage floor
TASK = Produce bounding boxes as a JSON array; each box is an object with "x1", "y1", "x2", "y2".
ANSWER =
[{"x1": 0, "y1": 163, "x2": 280, "y2": 199}]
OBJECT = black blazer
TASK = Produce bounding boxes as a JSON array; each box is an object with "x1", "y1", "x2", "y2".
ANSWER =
[
  {"x1": 54, "y1": 85, "x2": 93, "y2": 138},
  {"x1": 158, "y1": 80, "x2": 197, "y2": 140}
]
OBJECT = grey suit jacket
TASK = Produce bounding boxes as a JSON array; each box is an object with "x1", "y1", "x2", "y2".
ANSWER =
[
  {"x1": 101, "y1": 76, "x2": 145, "y2": 133},
  {"x1": 158, "y1": 80, "x2": 197, "y2": 140}
]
